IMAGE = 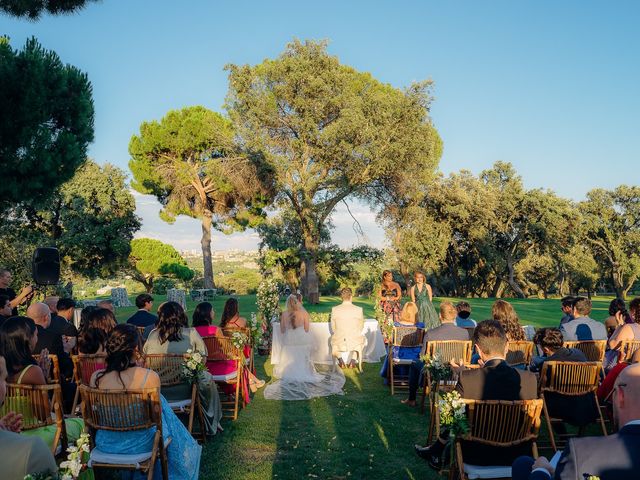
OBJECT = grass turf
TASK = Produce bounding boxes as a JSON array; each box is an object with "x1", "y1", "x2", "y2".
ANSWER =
[{"x1": 105, "y1": 294, "x2": 617, "y2": 479}]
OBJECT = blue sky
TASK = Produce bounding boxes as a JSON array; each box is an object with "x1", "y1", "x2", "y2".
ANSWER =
[{"x1": 2, "y1": 1, "x2": 639, "y2": 251}]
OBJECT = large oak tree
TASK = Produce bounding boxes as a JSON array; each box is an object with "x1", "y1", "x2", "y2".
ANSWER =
[{"x1": 226, "y1": 39, "x2": 442, "y2": 302}]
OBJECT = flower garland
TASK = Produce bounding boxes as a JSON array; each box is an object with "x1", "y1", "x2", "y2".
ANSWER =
[
  {"x1": 373, "y1": 292, "x2": 394, "y2": 340},
  {"x1": 256, "y1": 278, "x2": 280, "y2": 350},
  {"x1": 247, "y1": 312, "x2": 265, "y2": 346},
  {"x1": 182, "y1": 349, "x2": 206, "y2": 384},
  {"x1": 420, "y1": 353, "x2": 452, "y2": 389},
  {"x1": 438, "y1": 391, "x2": 470, "y2": 469}
]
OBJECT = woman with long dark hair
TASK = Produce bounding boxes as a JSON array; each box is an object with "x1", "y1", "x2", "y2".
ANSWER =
[
  {"x1": 78, "y1": 308, "x2": 117, "y2": 355},
  {"x1": 0, "y1": 316, "x2": 84, "y2": 448},
  {"x1": 143, "y1": 301, "x2": 223, "y2": 435},
  {"x1": 90, "y1": 324, "x2": 201, "y2": 480},
  {"x1": 192, "y1": 302, "x2": 222, "y2": 338},
  {"x1": 220, "y1": 298, "x2": 247, "y2": 329}
]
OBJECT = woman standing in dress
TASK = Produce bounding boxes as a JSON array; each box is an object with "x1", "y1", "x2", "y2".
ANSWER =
[
  {"x1": 379, "y1": 270, "x2": 402, "y2": 323},
  {"x1": 410, "y1": 271, "x2": 438, "y2": 330}
]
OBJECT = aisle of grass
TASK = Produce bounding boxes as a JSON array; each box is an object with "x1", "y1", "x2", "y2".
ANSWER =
[{"x1": 199, "y1": 355, "x2": 439, "y2": 480}]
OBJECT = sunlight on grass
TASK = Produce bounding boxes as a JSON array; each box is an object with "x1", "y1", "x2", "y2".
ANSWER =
[
  {"x1": 345, "y1": 370, "x2": 363, "y2": 392},
  {"x1": 404, "y1": 467, "x2": 417, "y2": 480},
  {"x1": 374, "y1": 421, "x2": 389, "y2": 451}
]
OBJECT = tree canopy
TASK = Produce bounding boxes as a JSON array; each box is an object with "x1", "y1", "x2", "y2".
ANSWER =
[
  {"x1": 129, "y1": 106, "x2": 273, "y2": 288},
  {"x1": 0, "y1": 0, "x2": 98, "y2": 19},
  {"x1": 226, "y1": 39, "x2": 442, "y2": 302},
  {"x1": 0, "y1": 37, "x2": 94, "y2": 211},
  {"x1": 128, "y1": 238, "x2": 194, "y2": 293}
]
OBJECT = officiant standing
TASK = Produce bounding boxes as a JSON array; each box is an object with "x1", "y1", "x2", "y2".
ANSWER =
[{"x1": 331, "y1": 288, "x2": 365, "y2": 369}]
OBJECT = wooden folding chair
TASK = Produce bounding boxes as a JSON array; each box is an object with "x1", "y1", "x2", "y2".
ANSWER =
[
  {"x1": 32, "y1": 353, "x2": 60, "y2": 383},
  {"x1": 79, "y1": 385, "x2": 169, "y2": 480},
  {"x1": 539, "y1": 361, "x2": 607, "y2": 452},
  {"x1": 506, "y1": 341, "x2": 534, "y2": 368},
  {"x1": 451, "y1": 399, "x2": 544, "y2": 480},
  {"x1": 1, "y1": 383, "x2": 68, "y2": 456},
  {"x1": 387, "y1": 326, "x2": 424, "y2": 396},
  {"x1": 144, "y1": 354, "x2": 205, "y2": 442},
  {"x1": 203, "y1": 335, "x2": 245, "y2": 420},
  {"x1": 619, "y1": 340, "x2": 640, "y2": 362},
  {"x1": 563, "y1": 340, "x2": 606, "y2": 362},
  {"x1": 223, "y1": 326, "x2": 254, "y2": 373},
  {"x1": 71, "y1": 353, "x2": 107, "y2": 414},
  {"x1": 136, "y1": 326, "x2": 147, "y2": 339},
  {"x1": 420, "y1": 340, "x2": 473, "y2": 442}
]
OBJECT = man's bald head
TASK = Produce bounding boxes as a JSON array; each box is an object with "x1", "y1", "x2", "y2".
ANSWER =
[
  {"x1": 26, "y1": 302, "x2": 51, "y2": 328},
  {"x1": 613, "y1": 363, "x2": 640, "y2": 428},
  {"x1": 44, "y1": 296, "x2": 59, "y2": 313}
]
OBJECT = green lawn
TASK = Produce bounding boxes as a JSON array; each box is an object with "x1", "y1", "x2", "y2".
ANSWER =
[{"x1": 104, "y1": 294, "x2": 618, "y2": 479}]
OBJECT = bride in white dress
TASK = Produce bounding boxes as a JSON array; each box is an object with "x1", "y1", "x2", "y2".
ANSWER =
[{"x1": 264, "y1": 295, "x2": 345, "y2": 400}]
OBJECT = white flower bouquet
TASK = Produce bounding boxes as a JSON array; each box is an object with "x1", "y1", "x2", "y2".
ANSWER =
[
  {"x1": 231, "y1": 331, "x2": 249, "y2": 350},
  {"x1": 25, "y1": 432, "x2": 91, "y2": 479},
  {"x1": 182, "y1": 349, "x2": 206, "y2": 384}
]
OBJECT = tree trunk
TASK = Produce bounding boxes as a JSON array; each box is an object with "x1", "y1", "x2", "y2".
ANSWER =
[
  {"x1": 490, "y1": 276, "x2": 503, "y2": 298},
  {"x1": 301, "y1": 236, "x2": 320, "y2": 304},
  {"x1": 201, "y1": 212, "x2": 216, "y2": 289},
  {"x1": 622, "y1": 274, "x2": 637, "y2": 300},
  {"x1": 505, "y1": 257, "x2": 526, "y2": 298}
]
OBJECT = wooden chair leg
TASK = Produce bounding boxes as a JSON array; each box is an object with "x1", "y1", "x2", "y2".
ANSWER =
[
  {"x1": 594, "y1": 393, "x2": 608, "y2": 436},
  {"x1": 390, "y1": 357, "x2": 395, "y2": 396},
  {"x1": 188, "y1": 384, "x2": 197, "y2": 434},
  {"x1": 542, "y1": 396, "x2": 557, "y2": 452}
]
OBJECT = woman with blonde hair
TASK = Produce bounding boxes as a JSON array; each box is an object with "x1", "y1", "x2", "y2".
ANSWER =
[
  {"x1": 491, "y1": 299, "x2": 525, "y2": 341},
  {"x1": 398, "y1": 302, "x2": 422, "y2": 327},
  {"x1": 410, "y1": 271, "x2": 438, "y2": 330}
]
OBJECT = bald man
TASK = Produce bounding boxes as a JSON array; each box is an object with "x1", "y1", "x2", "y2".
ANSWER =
[
  {"x1": 26, "y1": 302, "x2": 74, "y2": 382},
  {"x1": 513, "y1": 363, "x2": 640, "y2": 479}
]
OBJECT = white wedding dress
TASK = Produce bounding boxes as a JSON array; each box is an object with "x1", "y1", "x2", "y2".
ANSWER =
[{"x1": 264, "y1": 325, "x2": 345, "y2": 400}]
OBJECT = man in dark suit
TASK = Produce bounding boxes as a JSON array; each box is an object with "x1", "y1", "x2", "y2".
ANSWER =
[
  {"x1": 416, "y1": 320, "x2": 538, "y2": 469},
  {"x1": 127, "y1": 293, "x2": 157, "y2": 328},
  {"x1": 46, "y1": 297, "x2": 78, "y2": 338},
  {"x1": 402, "y1": 302, "x2": 470, "y2": 407},
  {"x1": 513, "y1": 363, "x2": 640, "y2": 480}
]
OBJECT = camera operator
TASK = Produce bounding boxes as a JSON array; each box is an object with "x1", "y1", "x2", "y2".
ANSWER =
[{"x1": 0, "y1": 269, "x2": 33, "y2": 316}]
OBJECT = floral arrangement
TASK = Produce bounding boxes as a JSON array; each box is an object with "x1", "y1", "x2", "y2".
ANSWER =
[
  {"x1": 182, "y1": 349, "x2": 206, "y2": 384},
  {"x1": 373, "y1": 294, "x2": 394, "y2": 340},
  {"x1": 437, "y1": 391, "x2": 469, "y2": 436},
  {"x1": 231, "y1": 331, "x2": 249, "y2": 350},
  {"x1": 247, "y1": 312, "x2": 265, "y2": 345},
  {"x1": 309, "y1": 312, "x2": 330, "y2": 323},
  {"x1": 420, "y1": 353, "x2": 453, "y2": 388},
  {"x1": 256, "y1": 278, "x2": 280, "y2": 350},
  {"x1": 25, "y1": 432, "x2": 91, "y2": 479}
]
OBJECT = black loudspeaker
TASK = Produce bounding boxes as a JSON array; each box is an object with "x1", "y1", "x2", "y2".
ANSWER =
[{"x1": 32, "y1": 247, "x2": 60, "y2": 285}]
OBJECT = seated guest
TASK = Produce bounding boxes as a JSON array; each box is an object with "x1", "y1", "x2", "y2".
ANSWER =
[
  {"x1": 398, "y1": 301, "x2": 421, "y2": 327},
  {"x1": 605, "y1": 298, "x2": 632, "y2": 339},
  {"x1": 607, "y1": 297, "x2": 640, "y2": 351},
  {"x1": 598, "y1": 348, "x2": 640, "y2": 403},
  {"x1": 96, "y1": 299, "x2": 114, "y2": 313},
  {"x1": 90, "y1": 324, "x2": 201, "y2": 480},
  {"x1": 144, "y1": 301, "x2": 223, "y2": 435},
  {"x1": 531, "y1": 328, "x2": 595, "y2": 431},
  {"x1": 330, "y1": 288, "x2": 365, "y2": 369},
  {"x1": 415, "y1": 320, "x2": 537, "y2": 470},
  {"x1": 77, "y1": 308, "x2": 116, "y2": 355},
  {"x1": 401, "y1": 301, "x2": 468, "y2": 407},
  {"x1": 77, "y1": 305, "x2": 98, "y2": 334},
  {"x1": 530, "y1": 327, "x2": 587, "y2": 373},
  {"x1": 492, "y1": 299, "x2": 525, "y2": 341},
  {"x1": 126, "y1": 293, "x2": 157, "y2": 328},
  {"x1": 192, "y1": 302, "x2": 222, "y2": 338},
  {"x1": 0, "y1": 317, "x2": 83, "y2": 448},
  {"x1": 513, "y1": 363, "x2": 640, "y2": 480},
  {"x1": 220, "y1": 297, "x2": 248, "y2": 329},
  {"x1": 558, "y1": 295, "x2": 575, "y2": 327},
  {"x1": 455, "y1": 301, "x2": 476, "y2": 328},
  {"x1": 0, "y1": 355, "x2": 58, "y2": 479},
  {"x1": 560, "y1": 297, "x2": 607, "y2": 341},
  {"x1": 0, "y1": 295, "x2": 12, "y2": 327},
  {"x1": 26, "y1": 302, "x2": 73, "y2": 381},
  {"x1": 52, "y1": 298, "x2": 78, "y2": 336}
]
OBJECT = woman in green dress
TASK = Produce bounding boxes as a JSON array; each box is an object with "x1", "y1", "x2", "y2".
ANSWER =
[{"x1": 409, "y1": 272, "x2": 438, "y2": 330}]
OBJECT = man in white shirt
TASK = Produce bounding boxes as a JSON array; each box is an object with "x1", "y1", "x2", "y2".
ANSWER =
[
  {"x1": 513, "y1": 363, "x2": 640, "y2": 480},
  {"x1": 330, "y1": 288, "x2": 365, "y2": 368}
]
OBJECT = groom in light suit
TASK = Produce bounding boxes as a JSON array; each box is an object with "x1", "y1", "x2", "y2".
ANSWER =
[{"x1": 330, "y1": 288, "x2": 365, "y2": 368}]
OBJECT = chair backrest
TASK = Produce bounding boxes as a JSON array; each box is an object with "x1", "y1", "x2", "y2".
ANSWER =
[
  {"x1": 460, "y1": 399, "x2": 544, "y2": 447},
  {"x1": 222, "y1": 326, "x2": 250, "y2": 340},
  {"x1": 392, "y1": 326, "x2": 423, "y2": 348},
  {"x1": 620, "y1": 340, "x2": 640, "y2": 362},
  {"x1": 1, "y1": 383, "x2": 61, "y2": 430},
  {"x1": 563, "y1": 340, "x2": 606, "y2": 362},
  {"x1": 79, "y1": 385, "x2": 162, "y2": 432},
  {"x1": 32, "y1": 354, "x2": 60, "y2": 383},
  {"x1": 135, "y1": 326, "x2": 146, "y2": 338},
  {"x1": 73, "y1": 353, "x2": 107, "y2": 386},
  {"x1": 202, "y1": 336, "x2": 243, "y2": 362},
  {"x1": 425, "y1": 340, "x2": 473, "y2": 364},
  {"x1": 144, "y1": 354, "x2": 185, "y2": 387},
  {"x1": 506, "y1": 341, "x2": 534, "y2": 367},
  {"x1": 539, "y1": 361, "x2": 601, "y2": 396}
]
